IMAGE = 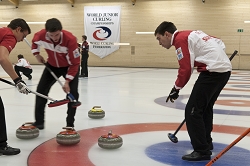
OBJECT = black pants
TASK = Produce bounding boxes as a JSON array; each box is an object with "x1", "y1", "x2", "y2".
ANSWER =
[
  {"x1": 0, "y1": 97, "x2": 7, "y2": 147},
  {"x1": 185, "y1": 71, "x2": 231, "y2": 154},
  {"x1": 35, "y1": 63, "x2": 79, "y2": 127},
  {"x1": 80, "y1": 53, "x2": 89, "y2": 77},
  {"x1": 14, "y1": 66, "x2": 32, "y2": 78}
]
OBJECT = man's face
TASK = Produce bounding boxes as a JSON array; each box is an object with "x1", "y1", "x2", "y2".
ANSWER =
[
  {"x1": 47, "y1": 30, "x2": 61, "y2": 42},
  {"x1": 155, "y1": 31, "x2": 172, "y2": 49},
  {"x1": 16, "y1": 27, "x2": 29, "y2": 42}
]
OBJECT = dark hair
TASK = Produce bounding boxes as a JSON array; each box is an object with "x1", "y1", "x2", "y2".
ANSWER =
[
  {"x1": 45, "y1": 18, "x2": 62, "y2": 32},
  {"x1": 7, "y1": 18, "x2": 31, "y2": 34},
  {"x1": 17, "y1": 54, "x2": 24, "y2": 59},
  {"x1": 154, "y1": 21, "x2": 177, "y2": 36},
  {"x1": 82, "y1": 35, "x2": 87, "y2": 40}
]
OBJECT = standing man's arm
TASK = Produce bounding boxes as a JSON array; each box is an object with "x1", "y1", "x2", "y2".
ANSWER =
[
  {"x1": 31, "y1": 31, "x2": 46, "y2": 64},
  {"x1": 0, "y1": 46, "x2": 19, "y2": 80},
  {"x1": 62, "y1": 39, "x2": 80, "y2": 93},
  {"x1": 0, "y1": 45, "x2": 30, "y2": 94},
  {"x1": 66, "y1": 39, "x2": 81, "y2": 80}
]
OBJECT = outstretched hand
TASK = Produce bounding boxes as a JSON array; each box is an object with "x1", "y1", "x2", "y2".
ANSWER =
[
  {"x1": 166, "y1": 86, "x2": 179, "y2": 103},
  {"x1": 13, "y1": 77, "x2": 30, "y2": 95},
  {"x1": 35, "y1": 54, "x2": 46, "y2": 63},
  {"x1": 63, "y1": 80, "x2": 70, "y2": 94}
]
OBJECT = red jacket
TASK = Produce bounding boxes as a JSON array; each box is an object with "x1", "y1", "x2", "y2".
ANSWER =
[
  {"x1": 0, "y1": 27, "x2": 17, "y2": 53},
  {"x1": 31, "y1": 29, "x2": 80, "y2": 81}
]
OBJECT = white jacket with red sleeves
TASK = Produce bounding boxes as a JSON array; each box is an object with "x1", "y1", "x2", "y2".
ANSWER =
[{"x1": 171, "y1": 30, "x2": 232, "y2": 89}]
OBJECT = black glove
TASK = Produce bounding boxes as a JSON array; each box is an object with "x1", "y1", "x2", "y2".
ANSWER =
[
  {"x1": 13, "y1": 77, "x2": 30, "y2": 95},
  {"x1": 166, "y1": 86, "x2": 179, "y2": 103}
]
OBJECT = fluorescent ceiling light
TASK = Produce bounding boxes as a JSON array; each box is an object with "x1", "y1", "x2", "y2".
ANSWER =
[
  {"x1": 0, "y1": 22, "x2": 45, "y2": 24},
  {"x1": 0, "y1": 22, "x2": 12, "y2": 24},
  {"x1": 244, "y1": 21, "x2": 250, "y2": 23},
  {"x1": 26, "y1": 22, "x2": 45, "y2": 24},
  {"x1": 22, "y1": 0, "x2": 39, "y2": 1},
  {"x1": 87, "y1": 43, "x2": 130, "y2": 46},
  {"x1": 136, "y1": 32, "x2": 154, "y2": 35},
  {"x1": 114, "y1": 43, "x2": 130, "y2": 45}
]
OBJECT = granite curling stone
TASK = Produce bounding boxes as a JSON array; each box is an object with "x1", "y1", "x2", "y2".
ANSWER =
[
  {"x1": 88, "y1": 106, "x2": 105, "y2": 119},
  {"x1": 98, "y1": 130, "x2": 123, "y2": 149},
  {"x1": 16, "y1": 122, "x2": 39, "y2": 139},
  {"x1": 56, "y1": 127, "x2": 80, "y2": 145}
]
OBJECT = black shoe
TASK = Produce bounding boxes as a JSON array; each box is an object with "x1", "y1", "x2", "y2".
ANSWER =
[
  {"x1": 182, "y1": 151, "x2": 211, "y2": 161},
  {"x1": 32, "y1": 123, "x2": 44, "y2": 130},
  {"x1": 28, "y1": 75, "x2": 32, "y2": 80},
  {"x1": 209, "y1": 142, "x2": 213, "y2": 150},
  {"x1": 79, "y1": 75, "x2": 84, "y2": 78},
  {"x1": 0, "y1": 145, "x2": 20, "y2": 155}
]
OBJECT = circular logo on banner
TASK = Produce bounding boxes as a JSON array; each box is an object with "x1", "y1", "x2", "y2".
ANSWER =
[{"x1": 93, "y1": 26, "x2": 112, "y2": 40}]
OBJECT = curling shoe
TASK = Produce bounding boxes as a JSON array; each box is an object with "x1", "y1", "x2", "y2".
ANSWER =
[
  {"x1": 32, "y1": 122, "x2": 44, "y2": 130},
  {"x1": 0, "y1": 145, "x2": 20, "y2": 155},
  {"x1": 209, "y1": 142, "x2": 214, "y2": 150},
  {"x1": 28, "y1": 75, "x2": 32, "y2": 80},
  {"x1": 182, "y1": 151, "x2": 211, "y2": 161}
]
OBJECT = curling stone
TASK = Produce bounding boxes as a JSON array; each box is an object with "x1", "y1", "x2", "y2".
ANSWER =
[
  {"x1": 98, "y1": 130, "x2": 123, "y2": 149},
  {"x1": 88, "y1": 106, "x2": 105, "y2": 119},
  {"x1": 16, "y1": 122, "x2": 39, "y2": 139},
  {"x1": 56, "y1": 127, "x2": 80, "y2": 145}
]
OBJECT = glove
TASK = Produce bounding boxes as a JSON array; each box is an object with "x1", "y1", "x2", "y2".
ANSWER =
[
  {"x1": 166, "y1": 86, "x2": 179, "y2": 103},
  {"x1": 13, "y1": 77, "x2": 30, "y2": 95}
]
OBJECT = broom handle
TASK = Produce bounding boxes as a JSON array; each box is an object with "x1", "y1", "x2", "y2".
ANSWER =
[
  {"x1": 0, "y1": 78, "x2": 56, "y2": 102},
  {"x1": 206, "y1": 128, "x2": 250, "y2": 166},
  {"x1": 24, "y1": 38, "x2": 77, "y2": 102}
]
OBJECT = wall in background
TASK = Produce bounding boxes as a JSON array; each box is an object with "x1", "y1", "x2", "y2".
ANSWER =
[{"x1": 0, "y1": 0, "x2": 250, "y2": 69}]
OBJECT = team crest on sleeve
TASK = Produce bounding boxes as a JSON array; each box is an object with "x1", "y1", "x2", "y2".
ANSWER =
[
  {"x1": 176, "y1": 47, "x2": 184, "y2": 60},
  {"x1": 73, "y1": 48, "x2": 80, "y2": 58}
]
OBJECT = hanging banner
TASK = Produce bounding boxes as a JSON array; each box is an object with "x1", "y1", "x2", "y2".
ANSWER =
[{"x1": 84, "y1": 6, "x2": 121, "y2": 58}]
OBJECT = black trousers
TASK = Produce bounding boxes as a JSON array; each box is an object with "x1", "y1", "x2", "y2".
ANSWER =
[
  {"x1": 35, "y1": 63, "x2": 79, "y2": 127},
  {"x1": 14, "y1": 65, "x2": 32, "y2": 78},
  {"x1": 80, "y1": 53, "x2": 89, "y2": 77},
  {"x1": 0, "y1": 97, "x2": 7, "y2": 147},
  {"x1": 185, "y1": 71, "x2": 231, "y2": 154}
]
